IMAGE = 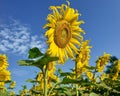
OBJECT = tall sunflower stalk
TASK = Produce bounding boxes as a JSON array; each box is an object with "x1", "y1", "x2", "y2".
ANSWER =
[
  {"x1": 44, "y1": 1, "x2": 85, "y2": 95},
  {"x1": 43, "y1": 64, "x2": 48, "y2": 96},
  {"x1": 75, "y1": 61, "x2": 79, "y2": 96},
  {"x1": 19, "y1": 1, "x2": 85, "y2": 96}
]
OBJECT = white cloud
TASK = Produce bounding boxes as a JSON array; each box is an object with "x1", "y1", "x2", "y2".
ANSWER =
[
  {"x1": 0, "y1": 19, "x2": 46, "y2": 55},
  {"x1": 12, "y1": 68, "x2": 29, "y2": 77}
]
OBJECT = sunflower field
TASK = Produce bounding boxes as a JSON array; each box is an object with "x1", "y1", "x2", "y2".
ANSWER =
[{"x1": 0, "y1": 1, "x2": 120, "y2": 96}]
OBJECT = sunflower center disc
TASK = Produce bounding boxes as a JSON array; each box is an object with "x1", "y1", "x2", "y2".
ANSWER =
[{"x1": 54, "y1": 20, "x2": 71, "y2": 48}]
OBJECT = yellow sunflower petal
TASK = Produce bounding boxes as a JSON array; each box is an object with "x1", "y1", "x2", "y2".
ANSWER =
[
  {"x1": 65, "y1": 45, "x2": 74, "y2": 58},
  {"x1": 64, "y1": 7, "x2": 77, "y2": 22},
  {"x1": 45, "y1": 28, "x2": 54, "y2": 37},
  {"x1": 71, "y1": 20, "x2": 84, "y2": 26},
  {"x1": 68, "y1": 10, "x2": 79, "y2": 22},
  {"x1": 64, "y1": 50, "x2": 68, "y2": 61},
  {"x1": 58, "y1": 48, "x2": 64, "y2": 64},
  {"x1": 72, "y1": 31, "x2": 80, "y2": 36},
  {"x1": 71, "y1": 26, "x2": 84, "y2": 32},
  {"x1": 50, "y1": 6, "x2": 62, "y2": 20},
  {"x1": 68, "y1": 42, "x2": 78, "y2": 54},
  {"x1": 46, "y1": 35, "x2": 54, "y2": 44},
  {"x1": 47, "y1": 42, "x2": 59, "y2": 57},
  {"x1": 70, "y1": 38, "x2": 81, "y2": 46},
  {"x1": 45, "y1": 14, "x2": 56, "y2": 28}
]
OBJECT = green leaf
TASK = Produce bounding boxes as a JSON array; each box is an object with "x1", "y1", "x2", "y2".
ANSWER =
[
  {"x1": 18, "y1": 54, "x2": 59, "y2": 70},
  {"x1": 110, "y1": 56, "x2": 118, "y2": 63},
  {"x1": 90, "y1": 92, "x2": 99, "y2": 96},
  {"x1": 31, "y1": 89, "x2": 43, "y2": 94},
  {"x1": 28, "y1": 47, "x2": 43, "y2": 59},
  {"x1": 54, "y1": 87, "x2": 76, "y2": 96},
  {"x1": 37, "y1": 54, "x2": 59, "y2": 65},
  {"x1": 0, "y1": 91, "x2": 10, "y2": 96},
  {"x1": 80, "y1": 81, "x2": 92, "y2": 86},
  {"x1": 44, "y1": 54, "x2": 59, "y2": 63},
  {"x1": 61, "y1": 77, "x2": 80, "y2": 84},
  {"x1": 21, "y1": 85, "x2": 27, "y2": 89},
  {"x1": 95, "y1": 82, "x2": 120, "y2": 94},
  {"x1": 54, "y1": 87, "x2": 68, "y2": 91},
  {"x1": 61, "y1": 77, "x2": 73, "y2": 84},
  {"x1": 18, "y1": 60, "x2": 35, "y2": 66},
  {"x1": 57, "y1": 68, "x2": 63, "y2": 73},
  {"x1": 60, "y1": 72, "x2": 75, "y2": 77},
  {"x1": 26, "y1": 79, "x2": 37, "y2": 83},
  {"x1": 84, "y1": 66, "x2": 96, "y2": 70}
]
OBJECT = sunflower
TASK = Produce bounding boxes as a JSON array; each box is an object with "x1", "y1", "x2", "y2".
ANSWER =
[
  {"x1": 44, "y1": 1, "x2": 85, "y2": 64},
  {"x1": 47, "y1": 62, "x2": 59, "y2": 82},
  {"x1": 0, "y1": 54, "x2": 8, "y2": 70},
  {"x1": 0, "y1": 82, "x2": 5, "y2": 88},
  {"x1": 36, "y1": 62, "x2": 59, "y2": 90},
  {"x1": 86, "y1": 71, "x2": 93, "y2": 80},
  {"x1": 9, "y1": 81, "x2": 16, "y2": 89},
  {"x1": 75, "y1": 40, "x2": 91, "y2": 77},
  {"x1": 116, "y1": 60, "x2": 120, "y2": 72},
  {"x1": 96, "y1": 52, "x2": 111, "y2": 72},
  {"x1": 0, "y1": 69, "x2": 11, "y2": 82}
]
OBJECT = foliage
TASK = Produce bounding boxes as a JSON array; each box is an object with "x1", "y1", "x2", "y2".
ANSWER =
[
  {"x1": 0, "y1": 91, "x2": 10, "y2": 96},
  {"x1": 1, "y1": 1, "x2": 120, "y2": 96},
  {"x1": 18, "y1": 47, "x2": 120, "y2": 96}
]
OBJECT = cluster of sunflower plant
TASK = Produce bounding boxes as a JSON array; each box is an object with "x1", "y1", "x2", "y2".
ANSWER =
[
  {"x1": 18, "y1": 1, "x2": 120, "y2": 96},
  {"x1": 0, "y1": 54, "x2": 16, "y2": 96}
]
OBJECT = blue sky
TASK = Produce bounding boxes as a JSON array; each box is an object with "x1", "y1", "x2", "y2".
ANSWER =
[{"x1": 0, "y1": 0, "x2": 120, "y2": 94}]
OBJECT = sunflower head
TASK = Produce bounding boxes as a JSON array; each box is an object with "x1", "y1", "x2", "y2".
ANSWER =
[
  {"x1": 54, "y1": 20, "x2": 71, "y2": 48},
  {"x1": 75, "y1": 40, "x2": 91, "y2": 77},
  {"x1": 0, "y1": 54, "x2": 8, "y2": 70},
  {"x1": 44, "y1": 1, "x2": 85, "y2": 64},
  {"x1": 0, "y1": 82, "x2": 5, "y2": 88},
  {"x1": 10, "y1": 81, "x2": 16, "y2": 89},
  {"x1": 96, "y1": 52, "x2": 111, "y2": 72},
  {"x1": 0, "y1": 69, "x2": 11, "y2": 82}
]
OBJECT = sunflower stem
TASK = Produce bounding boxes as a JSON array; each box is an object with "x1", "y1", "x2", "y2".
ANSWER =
[
  {"x1": 44, "y1": 65, "x2": 48, "y2": 96},
  {"x1": 76, "y1": 84, "x2": 79, "y2": 96},
  {"x1": 48, "y1": 83, "x2": 59, "y2": 96},
  {"x1": 75, "y1": 60, "x2": 79, "y2": 96}
]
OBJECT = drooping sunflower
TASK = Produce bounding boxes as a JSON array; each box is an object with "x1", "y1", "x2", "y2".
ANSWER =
[
  {"x1": 111, "y1": 60, "x2": 120, "y2": 80},
  {"x1": 44, "y1": 1, "x2": 85, "y2": 64},
  {"x1": 96, "y1": 52, "x2": 111, "y2": 72},
  {"x1": 47, "y1": 62, "x2": 59, "y2": 82},
  {"x1": 75, "y1": 40, "x2": 91, "y2": 77}
]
